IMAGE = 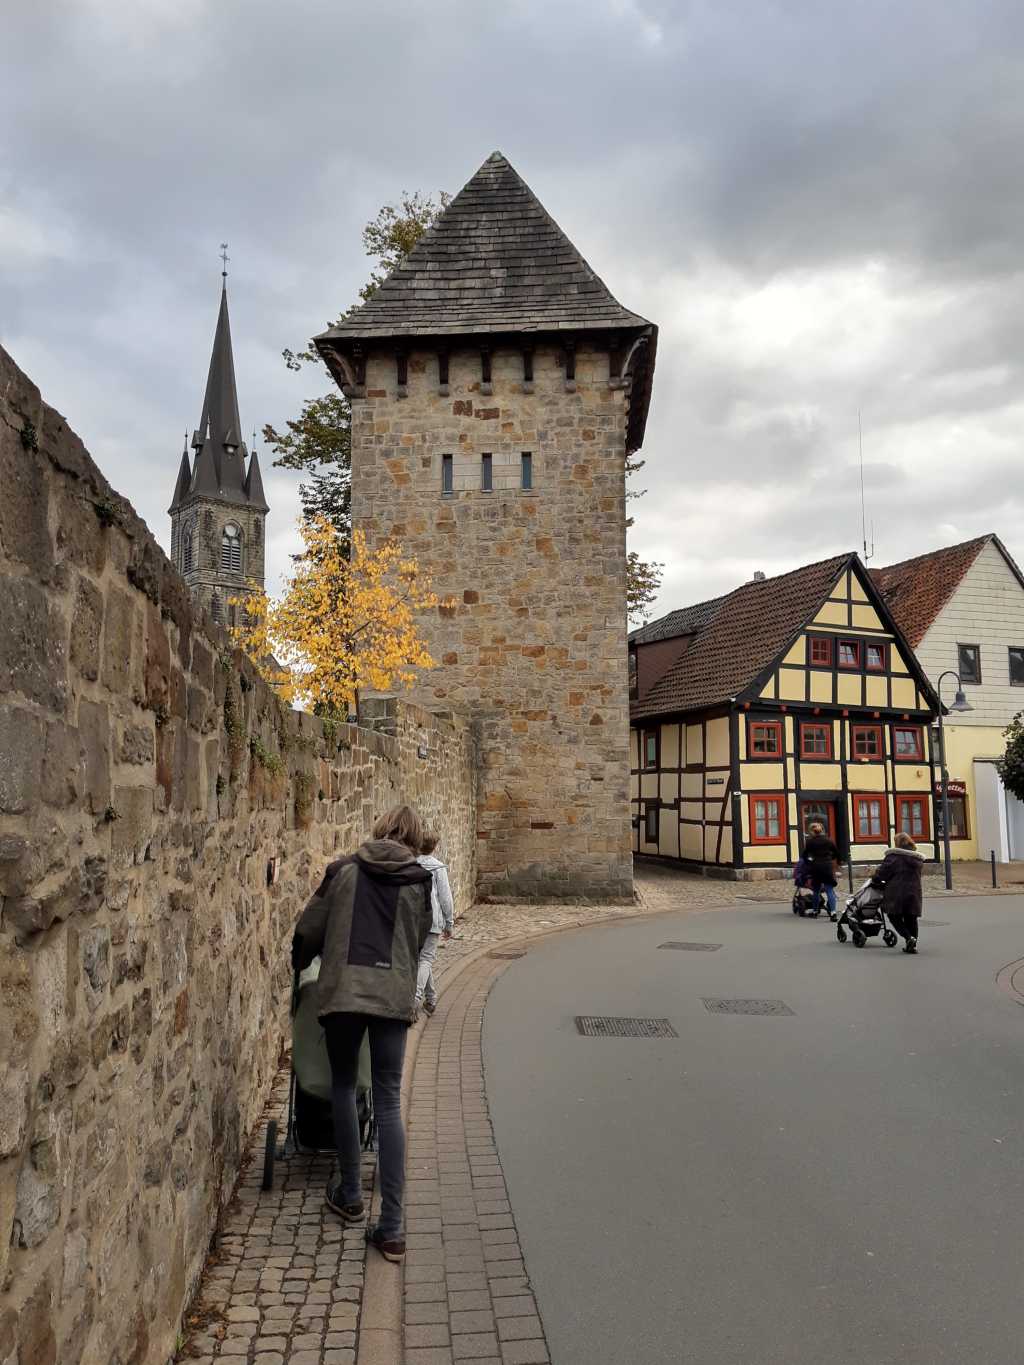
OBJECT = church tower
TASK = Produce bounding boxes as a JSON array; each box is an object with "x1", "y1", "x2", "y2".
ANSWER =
[
  {"x1": 169, "y1": 274, "x2": 268, "y2": 625},
  {"x1": 316, "y1": 151, "x2": 657, "y2": 900}
]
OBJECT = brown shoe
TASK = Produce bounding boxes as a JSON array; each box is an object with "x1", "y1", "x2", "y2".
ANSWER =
[{"x1": 366, "y1": 1225, "x2": 406, "y2": 1263}]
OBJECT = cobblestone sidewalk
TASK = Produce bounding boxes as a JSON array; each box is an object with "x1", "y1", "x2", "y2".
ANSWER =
[{"x1": 176, "y1": 859, "x2": 1015, "y2": 1364}]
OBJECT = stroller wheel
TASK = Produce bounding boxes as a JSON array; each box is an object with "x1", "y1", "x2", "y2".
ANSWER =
[
  {"x1": 262, "y1": 1119, "x2": 278, "y2": 1192},
  {"x1": 883, "y1": 930, "x2": 898, "y2": 948},
  {"x1": 852, "y1": 930, "x2": 866, "y2": 948},
  {"x1": 836, "y1": 927, "x2": 847, "y2": 943}
]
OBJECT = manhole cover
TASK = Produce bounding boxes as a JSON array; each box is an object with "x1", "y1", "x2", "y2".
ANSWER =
[
  {"x1": 703, "y1": 998, "x2": 794, "y2": 1016},
  {"x1": 488, "y1": 949, "x2": 527, "y2": 959},
  {"x1": 658, "y1": 941, "x2": 722, "y2": 952},
  {"x1": 575, "y1": 1016, "x2": 678, "y2": 1038}
]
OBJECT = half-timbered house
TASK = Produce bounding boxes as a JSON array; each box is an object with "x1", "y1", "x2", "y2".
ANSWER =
[{"x1": 629, "y1": 554, "x2": 941, "y2": 875}]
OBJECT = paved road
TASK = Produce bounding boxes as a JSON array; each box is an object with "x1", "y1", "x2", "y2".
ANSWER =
[{"x1": 484, "y1": 895, "x2": 1024, "y2": 1365}]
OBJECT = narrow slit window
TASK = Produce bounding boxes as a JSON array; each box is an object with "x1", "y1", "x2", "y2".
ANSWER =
[
  {"x1": 441, "y1": 454, "x2": 453, "y2": 495},
  {"x1": 481, "y1": 453, "x2": 493, "y2": 492},
  {"x1": 645, "y1": 806, "x2": 659, "y2": 843},
  {"x1": 521, "y1": 452, "x2": 533, "y2": 490}
]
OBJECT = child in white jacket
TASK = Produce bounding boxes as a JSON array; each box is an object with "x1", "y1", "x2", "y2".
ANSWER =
[{"x1": 414, "y1": 831, "x2": 455, "y2": 1017}]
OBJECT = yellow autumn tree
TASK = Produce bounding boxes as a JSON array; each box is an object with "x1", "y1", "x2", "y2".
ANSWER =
[{"x1": 229, "y1": 517, "x2": 437, "y2": 717}]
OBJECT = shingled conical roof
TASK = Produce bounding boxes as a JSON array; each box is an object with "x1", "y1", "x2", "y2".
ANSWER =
[
  {"x1": 177, "y1": 282, "x2": 261, "y2": 509},
  {"x1": 317, "y1": 151, "x2": 652, "y2": 341}
]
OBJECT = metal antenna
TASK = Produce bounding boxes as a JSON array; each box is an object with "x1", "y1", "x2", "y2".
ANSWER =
[
  {"x1": 858, "y1": 410, "x2": 874, "y2": 563},
  {"x1": 220, "y1": 242, "x2": 229, "y2": 279}
]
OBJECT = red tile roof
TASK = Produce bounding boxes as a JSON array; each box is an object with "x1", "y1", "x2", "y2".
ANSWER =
[
  {"x1": 870, "y1": 536, "x2": 991, "y2": 647},
  {"x1": 631, "y1": 554, "x2": 852, "y2": 720}
]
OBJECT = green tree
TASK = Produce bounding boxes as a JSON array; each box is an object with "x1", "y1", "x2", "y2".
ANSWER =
[
  {"x1": 263, "y1": 192, "x2": 450, "y2": 541},
  {"x1": 997, "y1": 711, "x2": 1024, "y2": 802}
]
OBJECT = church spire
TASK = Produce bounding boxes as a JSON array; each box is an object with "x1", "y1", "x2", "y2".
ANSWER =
[
  {"x1": 185, "y1": 273, "x2": 256, "y2": 506},
  {"x1": 168, "y1": 433, "x2": 192, "y2": 512}
]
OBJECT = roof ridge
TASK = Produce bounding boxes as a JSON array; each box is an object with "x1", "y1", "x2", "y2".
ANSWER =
[{"x1": 874, "y1": 534, "x2": 991, "y2": 577}]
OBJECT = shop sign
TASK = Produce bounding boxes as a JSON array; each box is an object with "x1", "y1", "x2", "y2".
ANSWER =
[{"x1": 934, "y1": 779, "x2": 967, "y2": 797}]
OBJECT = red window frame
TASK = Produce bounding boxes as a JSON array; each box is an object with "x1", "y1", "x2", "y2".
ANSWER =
[
  {"x1": 895, "y1": 795, "x2": 930, "y2": 840},
  {"x1": 851, "y1": 724, "x2": 883, "y2": 760},
  {"x1": 748, "y1": 718, "x2": 783, "y2": 758},
  {"x1": 865, "y1": 642, "x2": 887, "y2": 672},
  {"x1": 800, "y1": 722, "x2": 832, "y2": 759},
  {"x1": 809, "y1": 635, "x2": 833, "y2": 667},
  {"x1": 749, "y1": 793, "x2": 787, "y2": 845},
  {"x1": 837, "y1": 639, "x2": 862, "y2": 670},
  {"x1": 852, "y1": 793, "x2": 889, "y2": 843},
  {"x1": 892, "y1": 725, "x2": 924, "y2": 761}
]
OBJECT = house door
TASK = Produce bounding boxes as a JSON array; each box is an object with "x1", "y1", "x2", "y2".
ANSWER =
[{"x1": 799, "y1": 799, "x2": 837, "y2": 843}]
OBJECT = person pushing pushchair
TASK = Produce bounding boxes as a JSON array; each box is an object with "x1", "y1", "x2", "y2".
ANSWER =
[{"x1": 801, "y1": 821, "x2": 842, "y2": 920}]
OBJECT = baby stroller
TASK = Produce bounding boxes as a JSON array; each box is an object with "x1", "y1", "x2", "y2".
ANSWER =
[
  {"x1": 836, "y1": 880, "x2": 899, "y2": 949},
  {"x1": 262, "y1": 958, "x2": 375, "y2": 1190},
  {"x1": 791, "y1": 859, "x2": 816, "y2": 917}
]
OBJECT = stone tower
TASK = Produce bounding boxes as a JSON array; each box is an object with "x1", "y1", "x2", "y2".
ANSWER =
[
  {"x1": 169, "y1": 280, "x2": 268, "y2": 624},
  {"x1": 316, "y1": 151, "x2": 657, "y2": 900}
]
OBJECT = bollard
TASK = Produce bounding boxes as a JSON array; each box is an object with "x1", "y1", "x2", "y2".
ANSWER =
[{"x1": 991, "y1": 849, "x2": 998, "y2": 889}]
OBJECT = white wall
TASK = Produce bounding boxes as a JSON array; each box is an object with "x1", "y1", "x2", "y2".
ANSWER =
[{"x1": 916, "y1": 540, "x2": 1024, "y2": 727}]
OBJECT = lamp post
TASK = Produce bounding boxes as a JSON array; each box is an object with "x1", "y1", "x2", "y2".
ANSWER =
[{"x1": 935, "y1": 670, "x2": 973, "y2": 890}]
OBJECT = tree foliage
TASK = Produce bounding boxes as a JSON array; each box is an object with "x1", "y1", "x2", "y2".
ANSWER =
[
  {"x1": 997, "y1": 712, "x2": 1024, "y2": 803},
  {"x1": 230, "y1": 518, "x2": 438, "y2": 718},
  {"x1": 625, "y1": 454, "x2": 663, "y2": 624}
]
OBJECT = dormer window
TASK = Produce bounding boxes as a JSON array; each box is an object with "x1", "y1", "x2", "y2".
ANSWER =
[{"x1": 221, "y1": 523, "x2": 242, "y2": 573}]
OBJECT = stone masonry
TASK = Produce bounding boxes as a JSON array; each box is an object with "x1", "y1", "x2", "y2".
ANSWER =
[
  {"x1": 0, "y1": 343, "x2": 476, "y2": 1365},
  {"x1": 351, "y1": 343, "x2": 635, "y2": 901},
  {"x1": 317, "y1": 151, "x2": 659, "y2": 901}
]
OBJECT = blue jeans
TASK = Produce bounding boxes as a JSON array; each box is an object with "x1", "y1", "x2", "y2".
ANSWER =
[
  {"x1": 811, "y1": 879, "x2": 836, "y2": 915},
  {"x1": 324, "y1": 1013, "x2": 408, "y2": 1238}
]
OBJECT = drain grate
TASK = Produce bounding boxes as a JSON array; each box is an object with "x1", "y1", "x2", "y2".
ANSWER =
[
  {"x1": 703, "y1": 998, "x2": 794, "y2": 1016},
  {"x1": 925, "y1": 920, "x2": 949, "y2": 927},
  {"x1": 658, "y1": 941, "x2": 722, "y2": 952},
  {"x1": 488, "y1": 949, "x2": 527, "y2": 959},
  {"x1": 575, "y1": 1016, "x2": 678, "y2": 1038}
]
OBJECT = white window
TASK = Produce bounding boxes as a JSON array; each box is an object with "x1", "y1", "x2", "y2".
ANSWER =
[{"x1": 221, "y1": 522, "x2": 242, "y2": 573}]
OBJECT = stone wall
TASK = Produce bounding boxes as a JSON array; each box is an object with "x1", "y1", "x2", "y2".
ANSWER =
[
  {"x1": 0, "y1": 345, "x2": 476, "y2": 1365},
  {"x1": 351, "y1": 341, "x2": 634, "y2": 901}
]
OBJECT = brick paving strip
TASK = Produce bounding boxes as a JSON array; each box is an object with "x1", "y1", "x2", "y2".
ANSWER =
[{"x1": 177, "y1": 862, "x2": 1016, "y2": 1365}]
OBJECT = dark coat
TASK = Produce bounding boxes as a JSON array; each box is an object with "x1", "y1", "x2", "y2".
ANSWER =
[
  {"x1": 870, "y1": 847, "x2": 925, "y2": 919},
  {"x1": 292, "y1": 839, "x2": 433, "y2": 1023},
  {"x1": 803, "y1": 834, "x2": 840, "y2": 886}
]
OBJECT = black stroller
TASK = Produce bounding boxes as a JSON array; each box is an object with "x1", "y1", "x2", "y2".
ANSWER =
[
  {"x1": 262, "y1": 958, "x2": 375, "y2": 1190},
  {"x1": 836, "y1": 879, "x2": 899, "y2": 949}
]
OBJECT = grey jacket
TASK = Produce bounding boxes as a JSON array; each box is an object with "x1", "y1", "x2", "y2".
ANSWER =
[
  {"x1": 417, "y1": 853, "x2": 455, "y2": 934},
  {"x1": 292, "y1": 839, "x2": 433, "y2": 1023}
]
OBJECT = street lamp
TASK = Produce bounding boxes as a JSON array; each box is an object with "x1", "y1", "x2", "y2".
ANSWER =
[{"x1": 935, "y1": 670, "x2": 973, "y2": 890}]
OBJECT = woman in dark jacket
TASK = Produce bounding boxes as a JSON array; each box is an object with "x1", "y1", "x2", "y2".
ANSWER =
[
  {"x1": 871, "y1": 831, "x2": 925, "y2": 953},
  {"x1": 802, "y1": 822, "x2": 842, "y2": 919},
  {"x1": 293, "y1": 804, "x2": 433, "y2": 1263}
]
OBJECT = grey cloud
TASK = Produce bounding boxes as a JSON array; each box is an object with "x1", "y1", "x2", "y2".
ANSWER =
[{"x1": 1, "y1": 0, "x2": 1022, "y2": 611}]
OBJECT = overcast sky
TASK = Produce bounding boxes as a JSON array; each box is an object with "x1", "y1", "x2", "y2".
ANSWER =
[{"x1": 3, "y1": 0, "x2": 1022, "y2": 617}]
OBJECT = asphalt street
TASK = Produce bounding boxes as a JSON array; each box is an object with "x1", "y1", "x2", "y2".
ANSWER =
[{"x1": 484, "y1": 894, "x2": 1024, "y2": 1365}]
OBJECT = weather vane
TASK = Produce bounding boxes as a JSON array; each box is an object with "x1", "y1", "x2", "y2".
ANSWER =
[{"x1": 220, "y1": 242, "x2": 229, "y2": 279}]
